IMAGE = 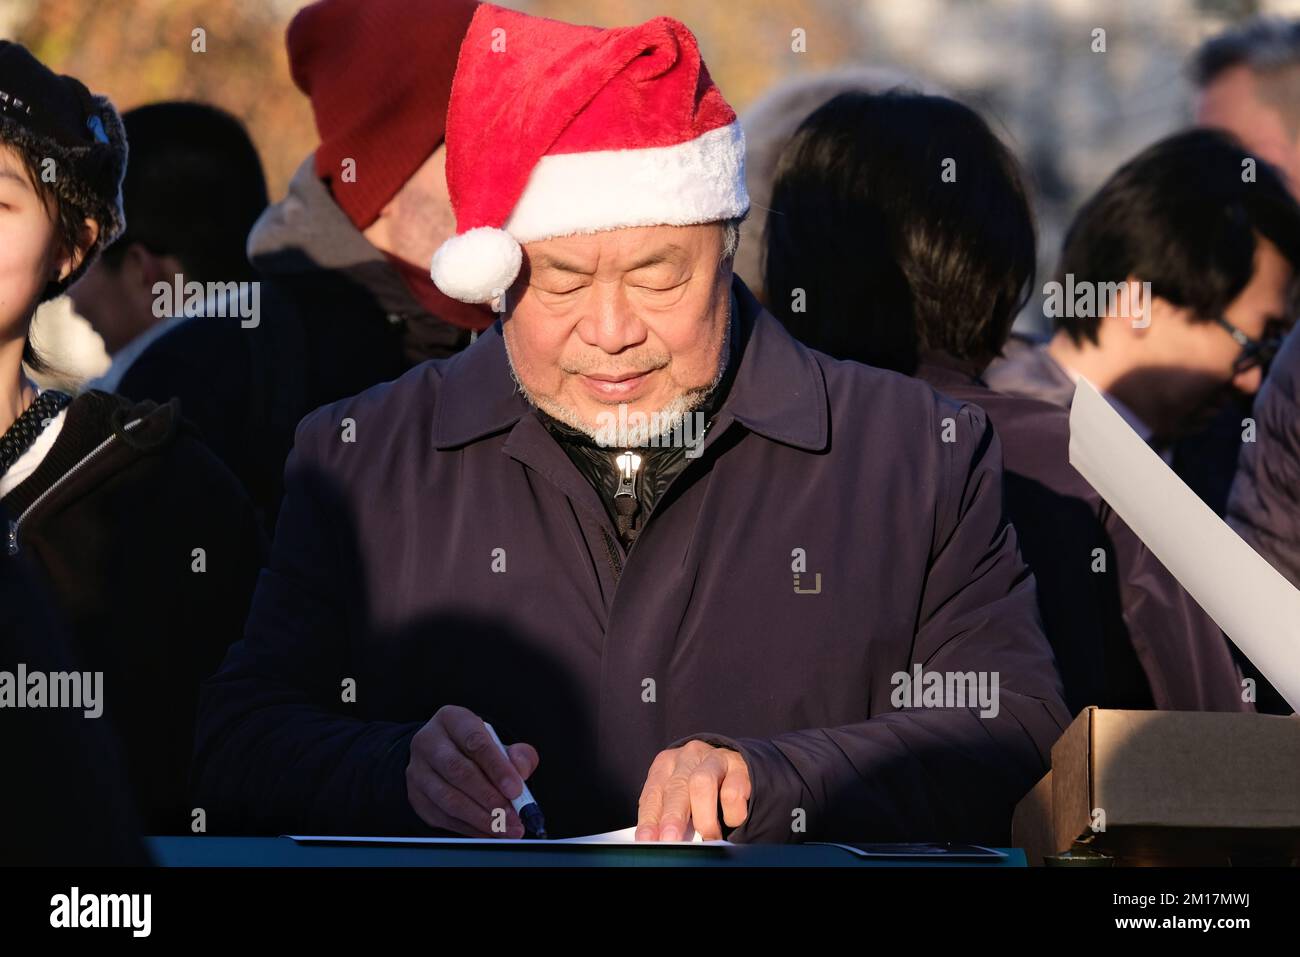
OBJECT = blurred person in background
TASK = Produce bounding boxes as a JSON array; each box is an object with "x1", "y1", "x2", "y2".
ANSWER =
[
  {"x1": 982, "y1": 129, "x2": 1300, "y2": 714},
  {"x1": 1196, "y1": 17, "x2": 1300, "y2": 604},
  {"x1": 1228, "y1": 316, "x2": 1300, "y2": 591},
  {"x1": 1194, "y1": 16, "x2": 1300, "y2": 199},
  {"x1": 117, "y1": 0, "x2": 492, "y2": 538},
  {"x1": 763, "y1": 90, "x2": 1250, "y2": 717},
  {"x1": 732, "y1": 66, "x2": 926, "y2": 296},
  {"x1": 69, "y1": 101, "x2": 268, "y2": 394},
  {"x1": 1166, "y1": 17, "x2": 1300, "y2": 519},
  {"x1": 0, "y1": 41, "x2": 265, "y2": 833},
  {"x1": 983, "y1": 130, "x2": 1300, "y2": 474}
]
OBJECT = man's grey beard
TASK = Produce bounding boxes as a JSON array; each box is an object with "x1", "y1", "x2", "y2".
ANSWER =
[{"x1": 504, "y1": 312, "x2": 731, "y2": 446}]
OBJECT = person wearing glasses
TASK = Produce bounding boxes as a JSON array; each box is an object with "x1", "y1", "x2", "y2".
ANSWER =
[
  {"x1": 985, "y1": 128, "x2": 1300, "y2": 472},
  {"x1": 763, "y1": 91, "x2": 1254, "y2": 716}
]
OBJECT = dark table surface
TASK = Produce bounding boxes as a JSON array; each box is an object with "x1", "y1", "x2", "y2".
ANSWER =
[{"x1": 146, "y1": 837, "x2": 1025, "y2": 867}]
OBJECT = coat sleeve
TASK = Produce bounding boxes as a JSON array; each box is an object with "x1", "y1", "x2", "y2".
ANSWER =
[
  {"x1": 1104, "y1": 506, "x2": 1250, "y2": 712},
  {"x1": 1227, "y1": 330, "x2": 1300, "y2": 589},
  {"x1": 191, "y1": 406, "x2": 428, "y2": 835},
  {"x1": 671, "y1": 403, "x2": 1071, "y2": 844}
]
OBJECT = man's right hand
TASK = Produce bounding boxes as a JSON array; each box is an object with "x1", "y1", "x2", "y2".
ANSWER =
[{"x1": 405, "y1": 705, "x2": 540, "y2": 837}]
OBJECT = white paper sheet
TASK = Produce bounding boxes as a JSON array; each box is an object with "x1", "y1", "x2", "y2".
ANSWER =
[
  {"x1": 1068, "y1": 378, "x2": 1300, "y2": 712},
  {"x1": 286, "y1": 827, "x2": 730, "y2": 846}
]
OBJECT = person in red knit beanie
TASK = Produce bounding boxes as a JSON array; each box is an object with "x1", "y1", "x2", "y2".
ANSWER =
[
  {"x1": 118, "y1": 0, "x2": 491, "y2": 537},
  {"x1": 286, "y1": 0, "x2": 492, "y2": 334}
]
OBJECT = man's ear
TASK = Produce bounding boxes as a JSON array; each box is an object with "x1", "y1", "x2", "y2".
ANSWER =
[
  {"x1": 1143, "y1": 294, "x2": 1183, "y2": 335},
  {"x1": 121, "y1": 244, "x2": 183, "y2": 293},
  {"x1": 1105, "y1": 275, "x2": 1155, "y2": 337},
  {"x1": 55, "y1": 217, "x2": 102, "y2": 282}
]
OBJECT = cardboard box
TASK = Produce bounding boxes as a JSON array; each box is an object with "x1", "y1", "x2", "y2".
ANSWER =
[{"x1": 1013, "y1": 708, "x2": 1300, "y2": 866}]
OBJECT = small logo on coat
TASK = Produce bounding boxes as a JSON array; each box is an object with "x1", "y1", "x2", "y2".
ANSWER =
[{"x1": 791, "y1": 547, "x2": 821, "y2": 595}]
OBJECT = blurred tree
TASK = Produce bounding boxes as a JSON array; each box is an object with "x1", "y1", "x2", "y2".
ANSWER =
[
  {"x1": 8, "y1": 0, "x2": 850, "y2": 196},
  {"x1": 12, "y1": 0, "x2": 316, "y2": 198},
  {"x1": 535, "y1": 0, "x2": 856, "y2": 110}
]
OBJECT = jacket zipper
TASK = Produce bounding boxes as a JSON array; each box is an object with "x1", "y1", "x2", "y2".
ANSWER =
[
  {"x1": 7, "y1": 417, "x2": 144, "y2": 556},
  {"x1": 596, "y1": 450, "x2": 643, "y2": 580},
  {"x1": 612, "y1": 450, "x2": 643, "y2": 543},
  {"x1": 599, "y1": 423, "x2": 715, "y2": 579},
  {"x1": 613, "y1": 450, "x2": 641, "y2": 503}
]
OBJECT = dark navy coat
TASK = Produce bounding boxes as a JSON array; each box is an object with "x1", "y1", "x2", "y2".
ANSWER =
[{"x1": 194, "y1": 277, "x2": 1070, "y2": 843}]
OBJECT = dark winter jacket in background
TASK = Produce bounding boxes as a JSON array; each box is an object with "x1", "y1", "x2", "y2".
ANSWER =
[
  {"x1": 1229, "y1": 329, "x2": 1300, "y2": 589},
  {"x1": 986, "y1": 337, "x2": 1285, "y2": 713},
  {"x1": 0, "y1": 390, "x2": 265, "y2": 834},
  {"x1": 117, "y1": 157, "x2": 475, "y2": 537},
  {"x1": 984, "y1": 334, "x2": 1248, "y2": 516},
  {"x1": 0, "y1": 520, "x2": 150, "y2": 864},
  {"x1": 918, "y1": 353, "x2": 1249, "y2": 716},
  {"x1": 194, "y1": 276, "x2": 1070, "y2": 845}
]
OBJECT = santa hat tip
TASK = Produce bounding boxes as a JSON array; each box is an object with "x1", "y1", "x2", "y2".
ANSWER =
[{"x1": 431, "y1": 226, "x2": 522, "y2": 304}]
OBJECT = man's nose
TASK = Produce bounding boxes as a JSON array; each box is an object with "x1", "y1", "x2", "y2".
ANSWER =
[{"x1": 578, "y1": 284, "x2": 647, "y2": 354}]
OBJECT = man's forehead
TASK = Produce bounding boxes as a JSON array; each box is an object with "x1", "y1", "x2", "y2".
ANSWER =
[{"x1": 526, "y1": 225, "x2": 716, "y2": 272}]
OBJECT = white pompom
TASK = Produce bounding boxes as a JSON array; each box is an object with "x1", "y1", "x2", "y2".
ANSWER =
[{"x1": 430, "y1": 226, "x2": 523, "y2": 304}]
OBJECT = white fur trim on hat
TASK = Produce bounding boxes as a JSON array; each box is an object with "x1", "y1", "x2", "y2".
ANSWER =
[
  {"x1": 430, "y1": 226, "x2": 523, "y2": 304},
  {"x1": 504, "y1": 121, "x2": 749, "y2": 244}
]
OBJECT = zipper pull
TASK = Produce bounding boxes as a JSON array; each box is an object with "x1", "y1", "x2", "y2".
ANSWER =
[
  {"x1": 613, "y1": 450, "x2": 642, "y2": 544},
  {"x1": 7, "y1": 520, "x2": 18, "y2": 556},
  {"x1": 614, "y1": 450, "x2": 642, "y2": 501}
]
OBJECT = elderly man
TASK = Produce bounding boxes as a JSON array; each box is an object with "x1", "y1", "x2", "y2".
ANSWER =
[{"x1": 195, "y1": 4, "x2": 1068, "y2": 844}]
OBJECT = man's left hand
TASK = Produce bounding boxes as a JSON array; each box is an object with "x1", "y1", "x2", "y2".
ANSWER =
[{"x1": 635, "y1": 740, "x2": 751, "y2": 841}]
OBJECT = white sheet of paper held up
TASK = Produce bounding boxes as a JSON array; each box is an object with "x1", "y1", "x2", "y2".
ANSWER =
[
  {"x1": 286, "y1": 827, "x2": 730, "y2": 846},
  {"x1": 1067, "y1": 378, "x2": 1300, "y2": 712}
]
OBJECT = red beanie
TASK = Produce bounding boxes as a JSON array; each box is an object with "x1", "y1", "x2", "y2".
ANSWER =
[{"x1": 287, "y1": 0, "x2": 480, "y2": 230}]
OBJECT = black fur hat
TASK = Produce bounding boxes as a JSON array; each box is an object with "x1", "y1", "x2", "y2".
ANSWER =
[{"x1": 0, "y1": 40, "x2": 127, "y2": 299}]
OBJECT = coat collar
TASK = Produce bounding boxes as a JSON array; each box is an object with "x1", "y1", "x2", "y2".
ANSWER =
[
  {"x1": 914, "y1": 349, "x2": 988, "y2": 392},
  {"x1": 431, "y1": 275, "x2": 827, "y2": 453}
]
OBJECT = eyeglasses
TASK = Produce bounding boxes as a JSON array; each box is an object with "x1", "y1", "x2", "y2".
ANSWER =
[{"x1": 1213, "y1": 316, "x2": 1289, "y2": 375}]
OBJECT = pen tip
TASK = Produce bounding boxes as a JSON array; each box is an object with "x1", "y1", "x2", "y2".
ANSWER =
[{"x1": 521, "y1": 804, "x2": 548, "y2": 840}]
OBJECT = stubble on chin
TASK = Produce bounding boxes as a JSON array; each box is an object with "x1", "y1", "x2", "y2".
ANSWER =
[{"x1": 502, "y1": 311, "x2": 731, "y2": 444}]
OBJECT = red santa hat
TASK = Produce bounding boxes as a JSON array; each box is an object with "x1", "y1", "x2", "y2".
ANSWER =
[{"x1": 431, "y1": 3, "x2": 748, "y2": 304}]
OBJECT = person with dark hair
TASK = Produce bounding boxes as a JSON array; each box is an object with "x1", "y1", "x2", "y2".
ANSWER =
[
  {"x1": 766, "y1": 90, "x2": 1035, "y2": 377},
  {"x1": 68, "y1": 101, "x2": 268, "y2": 393},
  {"x1": 985, "y1": 129, "x2": 1300, "y2": 468},
  {"x1": 0, "y1": 41, "x2": 265, "y2": 833},
  {"x1": 732, "y1": 67, "x2": 931, "y2": 295},
  {"x1": 114, "y1": 0, "x2": 492, "y2": 538},
  {"x1": 764, "y1": 90, "x2": 1250, "y2": 715},
  {"x1": 1193, "y1": 16, "x2": 1300, "y2": 198}
]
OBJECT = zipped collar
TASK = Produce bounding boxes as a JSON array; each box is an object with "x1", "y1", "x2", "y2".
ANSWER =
[
  {"x1": 2, "y1": 390, "x2": 181, "y2": 555},
  {"x1": 430, "y1": 274, "x2": 829, "y2": 454}
]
